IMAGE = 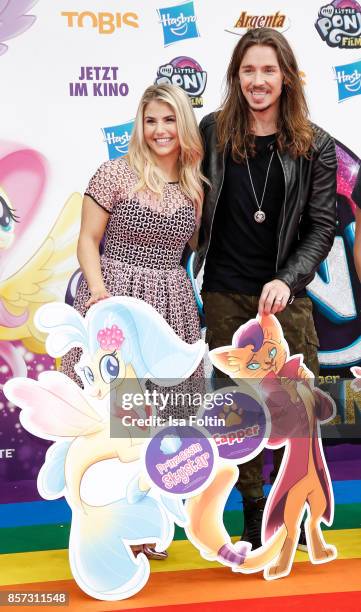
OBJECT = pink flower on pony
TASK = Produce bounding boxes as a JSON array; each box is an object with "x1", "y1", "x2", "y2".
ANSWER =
[{"x1": 97, "y1": 325, "x2": 125, "y2": 351}]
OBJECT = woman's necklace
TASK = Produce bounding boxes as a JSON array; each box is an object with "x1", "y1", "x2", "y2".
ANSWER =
[{"x1": 245, "y1": 146, "x2": 274, "y2": 223}]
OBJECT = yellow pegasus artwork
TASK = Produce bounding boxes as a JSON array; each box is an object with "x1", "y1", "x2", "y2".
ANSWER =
[{"x1": 0, "y1": 141, "x2": 82, "y2": 379}]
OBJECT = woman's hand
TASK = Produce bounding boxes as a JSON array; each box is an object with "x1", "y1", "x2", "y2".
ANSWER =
[{"x1": 85, "y1": 289, "x2": 111, "y2": 308}]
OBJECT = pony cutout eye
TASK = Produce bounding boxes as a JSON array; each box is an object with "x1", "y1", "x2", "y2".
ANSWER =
[
  {"x1": 83, "y1": 366, "x2": 95, "y2": 385},
  {"x1": 269, "y1": 347, "x2": 277, "y2": 359},
  {"x1": 99, "y1": 353, "x2": 120, "y2": 383},
  {"x1": 0, "y1": 194, "x2": 18, "y2": 247},
  {"x1": 247, "y1": 362, "x2": 260, "y2": 370}
]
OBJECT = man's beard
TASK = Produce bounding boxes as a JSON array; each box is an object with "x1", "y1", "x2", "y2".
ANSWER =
[{"x1": 247, "y1": 101, "x2": 274, "y2": 113}]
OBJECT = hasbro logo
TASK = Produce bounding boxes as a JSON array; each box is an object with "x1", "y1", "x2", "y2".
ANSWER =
[
  {"x1": 157, "y1": 1, "x2": 199, "y2": 46},
  {"x1": 334, "y1": 59, "x2": 361, "y2": 101},
  {"x1": 102, "y1": 120, "x2": 134, "y2": 159}
]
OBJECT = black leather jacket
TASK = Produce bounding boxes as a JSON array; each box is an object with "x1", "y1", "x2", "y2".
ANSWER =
[{"x1": 194, "y1": 113, "x2": 337, "y2": 297}]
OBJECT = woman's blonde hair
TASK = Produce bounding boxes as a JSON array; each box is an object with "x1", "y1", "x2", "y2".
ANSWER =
[{"x1": 127, "y1": 84, "x2": 206, "y2": 219}]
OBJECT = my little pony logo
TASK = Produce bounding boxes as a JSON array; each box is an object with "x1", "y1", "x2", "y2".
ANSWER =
[
  {"x1": 315, "y1": 0, "x2": 361, "y2": 48},
  {"x1": 0, "y1": 0, "x2": 38, "y2": 56}
]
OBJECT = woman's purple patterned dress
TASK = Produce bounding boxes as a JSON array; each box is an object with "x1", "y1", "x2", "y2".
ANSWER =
[{"x1": 61, "y1": 158, "x2": 203, "y2": 406}]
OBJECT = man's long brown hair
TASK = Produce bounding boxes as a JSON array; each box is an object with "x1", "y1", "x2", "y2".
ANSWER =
[{"x1": 217, "y1": 28, "x2": 313, "y2": 160}]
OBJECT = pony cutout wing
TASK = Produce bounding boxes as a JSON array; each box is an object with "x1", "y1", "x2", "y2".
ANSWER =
[
  {"x1": 0, "y1": 193, "x2": 82, "y2": 350},
  {"x1": 4, "y1": 371, "x2": 105, "y2": 441}
]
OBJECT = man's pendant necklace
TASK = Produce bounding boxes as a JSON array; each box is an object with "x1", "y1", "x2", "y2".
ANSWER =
[{"x1": 245, "y1": 148, "x2": 274, "y2": 223}]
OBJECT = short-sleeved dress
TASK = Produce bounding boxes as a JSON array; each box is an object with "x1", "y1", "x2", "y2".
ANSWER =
[{"x1": 61, "y1": 157, "x2": 202, "y2": 391}]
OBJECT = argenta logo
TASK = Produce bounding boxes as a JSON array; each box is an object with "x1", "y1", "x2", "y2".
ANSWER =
[
  {"x1": 315, "y1": 1, "x2": 361, "y2": 48},
  {"x1": 0, "y1": 0, "x2": 38, "y2": 56},
  {"x1": 157, "y1": 1, "x2": 199, "y2": 46},
  {"x1": 334, "y1": 59, "x2": 361, "y2": 100},
  {"x1": 155, "y1": 57, "x2": 207, "y2": 107},
  {"x1": 102, "y1": 121, "x2": 134, "y2": 160},
  {"x1": 226, "y1": 10, "x2": 290, "y2": 35}
]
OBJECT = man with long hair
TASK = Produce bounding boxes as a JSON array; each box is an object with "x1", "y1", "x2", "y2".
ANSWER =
[{"x1": 194, "y1": 28, "x2": 337, "y2": 550}]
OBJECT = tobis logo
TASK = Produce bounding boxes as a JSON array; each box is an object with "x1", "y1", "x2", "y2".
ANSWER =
[
  {"x1": 61, "y1": 10, "x2": 139, "y2": 34},
  {"x1": 315, "y1": 0, "x2": 361, "y2": 48},
  {"x1": 155, "y1": 57, "x2": 207, "y2": 107}
]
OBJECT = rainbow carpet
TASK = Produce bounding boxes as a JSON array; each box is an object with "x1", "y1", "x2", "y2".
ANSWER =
[{"x1": 1, "y1": 454, "x2": 360, "y2": 611}]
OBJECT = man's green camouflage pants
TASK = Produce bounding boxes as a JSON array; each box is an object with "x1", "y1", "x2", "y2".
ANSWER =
[{"x1": 202, "y1": 291, "x2": 319, "y2": 499}]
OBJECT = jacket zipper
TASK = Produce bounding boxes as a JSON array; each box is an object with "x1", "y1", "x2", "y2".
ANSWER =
[
  {"x1": 203, "y1": 146, "x2": 226, "y2": 263},
  {"x1": 276, "y1": 151, "x2": 295, "y2": 303},
  {"x1": 275, "y1": 150, "x2": 287, "y2": 273}
]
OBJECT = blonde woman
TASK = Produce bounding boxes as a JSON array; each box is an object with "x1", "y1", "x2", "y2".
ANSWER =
[
  {"x1": 62, "y1": 84, "x2": 205, "y2": 377},
  {"x1": 61, "y1": 84, "x2": 206, "y2": 560}
]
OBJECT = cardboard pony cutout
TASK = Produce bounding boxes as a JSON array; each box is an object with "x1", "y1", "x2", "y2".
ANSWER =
[
  {"x1": 4, "y1": 307, "x2": 338, "y2": 595},
  {"x1": 4, "y1": 296, "x2": 205, "y2": 601},
  {"x1": 185, "y1": 314, "x2": 337, "y2": 580}
]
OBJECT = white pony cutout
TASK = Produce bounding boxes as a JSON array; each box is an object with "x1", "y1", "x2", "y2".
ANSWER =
[{"x1": 4, "y1": 296, "x2": 205, "y2": 601}]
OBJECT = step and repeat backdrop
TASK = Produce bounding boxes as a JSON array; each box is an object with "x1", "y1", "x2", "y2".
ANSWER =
[{"x1": 0, "y1": 0, "x2": 360, "y2": 498}]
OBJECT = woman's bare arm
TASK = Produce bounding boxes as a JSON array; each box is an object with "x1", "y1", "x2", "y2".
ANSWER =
[
  {"x1": 188, "y1": 228, "x2": 199, "y2": 252},
  {"x1": 77, "y1": 195, "x2": 110, "y2": 307}
]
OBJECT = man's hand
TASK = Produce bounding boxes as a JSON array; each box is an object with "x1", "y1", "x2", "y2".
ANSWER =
[{"x1": 258, "y1": 280, "x2": 291, "y2": 315}]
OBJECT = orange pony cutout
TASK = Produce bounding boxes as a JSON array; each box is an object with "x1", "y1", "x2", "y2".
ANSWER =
[{"x1": 185, "y1": 314, "x2": 337, "y2": 580}]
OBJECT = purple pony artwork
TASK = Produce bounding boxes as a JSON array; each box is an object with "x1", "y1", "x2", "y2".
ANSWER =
[{"x1": 0, "y1": 0, "x2": 38, "y2": 56}]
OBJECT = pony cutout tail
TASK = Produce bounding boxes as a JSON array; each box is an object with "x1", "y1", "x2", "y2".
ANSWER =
[
  {"x1": 126, "y1": 473, "x2": 188, "y2": 525},
  {"x1": 69, "y1": 495, "x2": 174, "y2": 600},
  {"x1": 38, "y1": 440, "x2": 70, "y2": 499},
  {"x1": 159, "y1": 494, "x2": 188, "y2": 525}
]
